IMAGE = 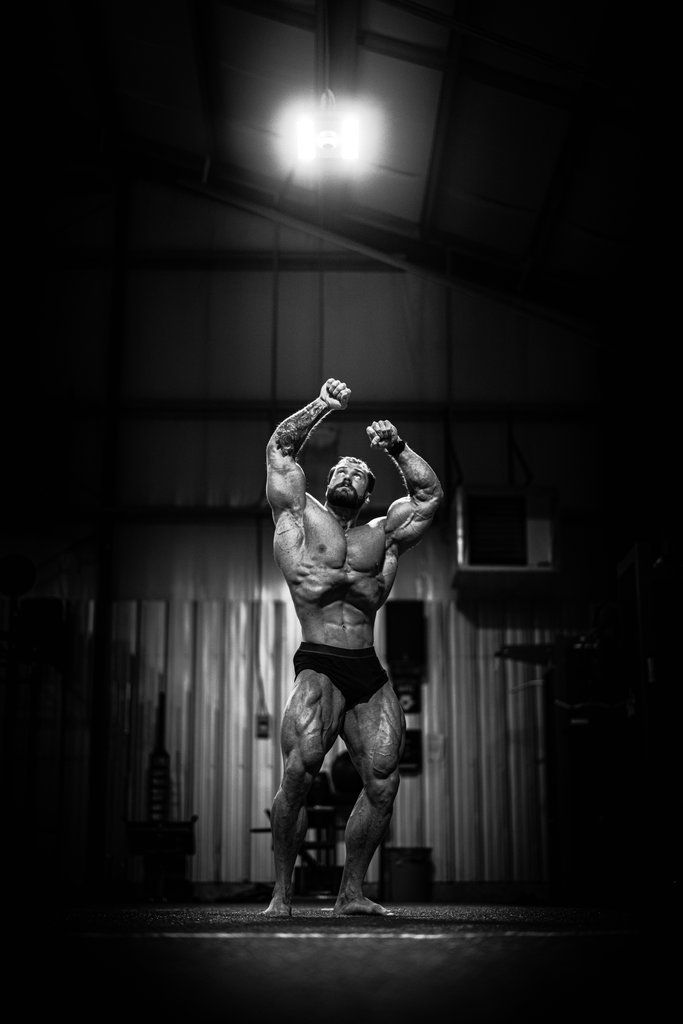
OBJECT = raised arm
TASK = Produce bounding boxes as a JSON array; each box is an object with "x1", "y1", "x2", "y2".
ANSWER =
[
  {"x1": 266, "y1": 378, "x2": 351, "y2": 520},
  {"x1": 366, "y1": 419, "x2": 443, "y2": 554}
]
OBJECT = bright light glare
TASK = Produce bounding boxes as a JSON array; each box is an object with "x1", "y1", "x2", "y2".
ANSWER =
[
  {"x1": 279, "y1": 98, "x2": 382, "y2": 177},
  {"x1": 297, "y1": 112, "x2": 358, "y2": 162},
  {"x1": 340, "y1": 116, "x2": 359, "y2": 161},
  {"x1": 296, "y1": 117, "x2": 316, "y2": 162},
  {"x1": 317, "y1": 129, "x2": 339, "y2": 152}
]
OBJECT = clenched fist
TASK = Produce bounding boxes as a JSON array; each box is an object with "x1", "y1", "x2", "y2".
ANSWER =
[
  {"x1": 366, "y1": 419, "x2": 401, "y2": 450},
  {"x1": 320, "y1": 378, "x2": 351, "y2": 411}
]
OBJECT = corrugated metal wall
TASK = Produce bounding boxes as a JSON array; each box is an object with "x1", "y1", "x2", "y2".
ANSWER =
[
  {"x1": 92, "y1": 591, "x2": 582, "y2": 888},
  {"x1": 384, "y1": 598, "x2": 583, "y2": 883},
  {"x1": 106, "y1": 597, "x2": 291, "y2": 885},
  {"x1": 2, "y1": 581, "x2": 585, "y2": 893}
]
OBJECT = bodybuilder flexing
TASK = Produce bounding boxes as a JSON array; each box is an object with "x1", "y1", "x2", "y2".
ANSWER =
[{"x1": 263, "y1": 378, "x2": 443, "y2": 916}]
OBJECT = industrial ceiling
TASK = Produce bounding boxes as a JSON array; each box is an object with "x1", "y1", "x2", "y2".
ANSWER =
[
  {"x1": 24, "y1": 0, "x2": 649, "y2": 334},
  {"x1": 6, "y1": 0, "x2": 669, "y2": 557}
]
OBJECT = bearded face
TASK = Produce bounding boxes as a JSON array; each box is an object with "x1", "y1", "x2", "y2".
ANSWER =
[
  {"x1": 326, "y1": 480, "x2": 365, "y2": 509},
  {"x1": 325, "y1": 460, "x2": 371, "y2": 510}
]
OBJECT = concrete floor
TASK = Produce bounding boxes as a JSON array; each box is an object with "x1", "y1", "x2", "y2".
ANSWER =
[{"x1": 24, "y1": 900, "x2": 663, "y2": 1024}]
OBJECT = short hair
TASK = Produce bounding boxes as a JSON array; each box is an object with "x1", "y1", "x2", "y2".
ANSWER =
[{"x1": 327, "y1": 456, "x2": 376, "y2": 494}]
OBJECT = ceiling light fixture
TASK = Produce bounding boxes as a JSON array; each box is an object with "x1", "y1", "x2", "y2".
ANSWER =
[{"x1": 296, "y1": 89, "x2": 359, "y2": 164}]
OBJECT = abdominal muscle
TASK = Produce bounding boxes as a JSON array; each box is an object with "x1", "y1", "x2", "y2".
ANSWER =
[{"x1": 297, "y1": 597, "x2": 376, "y2": 649}]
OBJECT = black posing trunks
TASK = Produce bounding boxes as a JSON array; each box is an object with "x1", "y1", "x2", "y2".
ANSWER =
[{"x1": 293, "y1": 641, "x2": 389, "y2": 709}]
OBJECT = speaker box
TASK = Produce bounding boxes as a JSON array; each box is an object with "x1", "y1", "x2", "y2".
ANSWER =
[{"x1": 385, "y1": 600, "x2": 425, "y2": 679}]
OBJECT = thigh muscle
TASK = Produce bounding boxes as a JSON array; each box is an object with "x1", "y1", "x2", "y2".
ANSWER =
[
  {"x1": 281, "y1": 669, "x2": 345, "y2": 771},
  {"x1": 341, "y1": 682, "x2": 406, "y2": 782}
]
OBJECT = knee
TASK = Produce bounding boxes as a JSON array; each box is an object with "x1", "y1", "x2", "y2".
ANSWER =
[
  {"x1": 365, "y1": 763, "x2": 400, "y2": 809},
  {"x1": 296, "y1": 734, "x2": 326, "y2": 778},
  {"x1": 282, "y1": 708, "x2": 326, "y2": 780},
  {"x1": 281, "y1": 734, "x2": 325, "y2": 796},
  {"x1": 371, "y1": 743, "x2": 401, "y2": 783}
]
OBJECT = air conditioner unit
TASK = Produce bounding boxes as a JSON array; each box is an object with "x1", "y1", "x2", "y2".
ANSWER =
[{"x1": 453, "y1": 486, "x2": 556, "y2": 579}]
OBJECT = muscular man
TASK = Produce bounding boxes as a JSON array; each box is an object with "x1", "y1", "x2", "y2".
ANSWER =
[{"x1": 263, "y1": 378, "x2": 443, "y2": 916}]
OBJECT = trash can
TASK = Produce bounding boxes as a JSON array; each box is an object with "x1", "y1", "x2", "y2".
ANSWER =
[{"x1": 382, "y1": 847, "x2": 433, "y2": 902}]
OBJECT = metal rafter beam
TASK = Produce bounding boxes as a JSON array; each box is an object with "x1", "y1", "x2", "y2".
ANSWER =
[
  {"x1": 358, "y1": 29, "x2": 445, "y2": 70},
  {"x1": 174, "y1": 171, "x2": 599, "y2": 335},
  {"x1": 377, "y1": 0, "x2": 610, "y2": 88},
  {"x1": 69, "y1": 136, "x2": 602, "y2": 334},
  {"x1": 221, "y1": 0, "x2": 607, "y2": 88},
  {"x1": 356, "y1": 34, "x2": 628, "y2": 121},
  {"x1": 327, "y1": 0, "x2": 361, "y2": 96}
]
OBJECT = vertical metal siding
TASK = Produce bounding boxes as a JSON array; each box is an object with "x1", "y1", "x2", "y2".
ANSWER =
[
  {"x1": 418, "y1": 599, "x2": 580, "y2": 884},
  {"x1": 61, "y1": 592, "x2": 584, "y2": 888},
  {"x1": 103, "y1": 598, "x2": 293, "y2": 886}
]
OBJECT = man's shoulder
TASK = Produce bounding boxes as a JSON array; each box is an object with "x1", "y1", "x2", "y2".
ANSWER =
[{"x1": 350, "y1": 517, "x2": 390, "y2": 550}]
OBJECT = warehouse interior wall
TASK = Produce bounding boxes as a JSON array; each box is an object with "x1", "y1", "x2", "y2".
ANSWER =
[{"x1": 2, "y1": 164, "x2": 671, "y2": 908}]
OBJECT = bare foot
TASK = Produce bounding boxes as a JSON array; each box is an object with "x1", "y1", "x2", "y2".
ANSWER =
[
  {"x1": 333, "y1": 895, "x2": 393, "y2": 916},
  {"x1": 261, "y1": 896, "x2": 292, "y2": 917}
]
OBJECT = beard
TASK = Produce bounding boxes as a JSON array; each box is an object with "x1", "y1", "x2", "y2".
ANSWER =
[{"x1": 326, "y1": 482, "x2": 364, "y2": 510}]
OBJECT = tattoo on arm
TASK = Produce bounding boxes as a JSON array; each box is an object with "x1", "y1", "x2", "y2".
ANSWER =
[{"x1": 274, "y1": 397, "x2": 330, "y2": 458}]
